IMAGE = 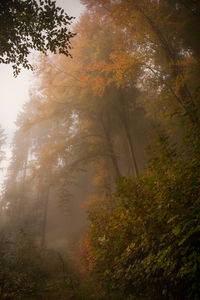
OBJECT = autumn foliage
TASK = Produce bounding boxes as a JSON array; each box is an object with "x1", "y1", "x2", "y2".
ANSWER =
[{"x1": 1, "y1": 0, "x2": 200, "y2": 299}]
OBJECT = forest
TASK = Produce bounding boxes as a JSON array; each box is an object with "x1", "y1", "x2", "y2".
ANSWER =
[{"x1": 0, "y1": 0, "x2": 200, "y2": 299}]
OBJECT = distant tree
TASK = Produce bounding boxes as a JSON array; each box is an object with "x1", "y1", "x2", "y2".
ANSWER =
[
  {"x1": 0, "y1": 126, "x2": 5, "y2": 163},
  {"x1": 0, "y1": 0, "x2": 76, "y2": 76}
]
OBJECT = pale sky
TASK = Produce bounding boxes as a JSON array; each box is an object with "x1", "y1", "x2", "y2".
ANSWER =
[{"x1": 0, "y1": 0, "x2": 85, "y2": 185}]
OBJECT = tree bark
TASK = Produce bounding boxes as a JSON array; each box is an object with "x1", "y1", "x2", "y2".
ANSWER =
[
  {"x1": 118, "y1": 91, "x2": 139, "y2": 177},
  {"x1": 40, "y1": 187, "x2": 50, "y2": 249},
  {"x1": 100, "y1": 113, "x2": 122, "y2": 178}
]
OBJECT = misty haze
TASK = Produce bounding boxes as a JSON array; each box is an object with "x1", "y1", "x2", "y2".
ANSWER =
[{"x1": 0, "y1": 0, "x2": 200, "y2": 299}]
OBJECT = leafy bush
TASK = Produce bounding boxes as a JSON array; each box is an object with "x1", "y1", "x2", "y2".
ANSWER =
[
  {"x1": 86, "y1": 128, "x2": 200, "y2": 299},
  {"x1": 0, "y1": 230, "x2": 79, "y2": 299}
]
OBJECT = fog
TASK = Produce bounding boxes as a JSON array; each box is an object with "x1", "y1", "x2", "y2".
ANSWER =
[{"x1": 0, "y1": 0, "x2": 199, "y2": 299}]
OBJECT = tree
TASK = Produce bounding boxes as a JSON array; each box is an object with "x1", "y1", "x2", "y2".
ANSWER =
[
  {"x1": 0, "y1": 125, "x2": 5, "y2": 164},
  {"x1": 82, "y1": 0, "x2": 200, "y2": 127},
  {"x1": 84, "y1": 128, "x2": 200, "y2": 299},
  {"x1": 0, "y1": 0, "x2": 76, "y2": 76},
  {"x1": 33, "y1": 10, "x2": 149, "y2": 182}
]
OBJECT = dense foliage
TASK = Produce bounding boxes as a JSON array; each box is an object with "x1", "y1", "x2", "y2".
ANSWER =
[
  {"x1": 86, "y1": 127, "x2": 200, "y2": 299},
  {"x1": 0, "y1": 230, "x2": 81, "y2": 299},
  {"x1": 0, "y1": 0, "x2": 75, "y2": 75}
]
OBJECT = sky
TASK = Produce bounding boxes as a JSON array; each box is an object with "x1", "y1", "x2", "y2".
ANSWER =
[{"x1": 0, "y1": 0, "x2": 85, "y2": 184}]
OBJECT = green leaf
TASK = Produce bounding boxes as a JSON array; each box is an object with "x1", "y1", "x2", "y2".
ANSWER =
[{"x1": 172, "y1": 226, "x2": 181, "y2": 236}]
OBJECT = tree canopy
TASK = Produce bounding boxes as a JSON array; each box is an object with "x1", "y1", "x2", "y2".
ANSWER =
[{"x1": 0, "y1": 0, "x2": 75, "y2": 75}]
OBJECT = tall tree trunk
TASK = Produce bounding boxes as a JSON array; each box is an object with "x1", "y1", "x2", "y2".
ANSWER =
[
  {"x1": 40, "y1": 187, "x2": 50, "y2": 248},
  {"x1": 118, "y1": 91, "x2": 139, "y2": 177},
  {"x1": 20, "y1": 155, "x2": 28, "y2": 218},
  {"x1": 100, "y1": 113, "x2": 121, "y2": 178}
]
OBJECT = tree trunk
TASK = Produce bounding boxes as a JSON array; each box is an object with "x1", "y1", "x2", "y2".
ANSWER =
[
  {"x1": 40, "y1": 187, "x2": 50, "y2": 248},
  {"x1": 100, "y1": 113, "x2": 122, "y2": 178},
  {"x1": 118, "y1": 91, "x2": 139, "y2": 177}
]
